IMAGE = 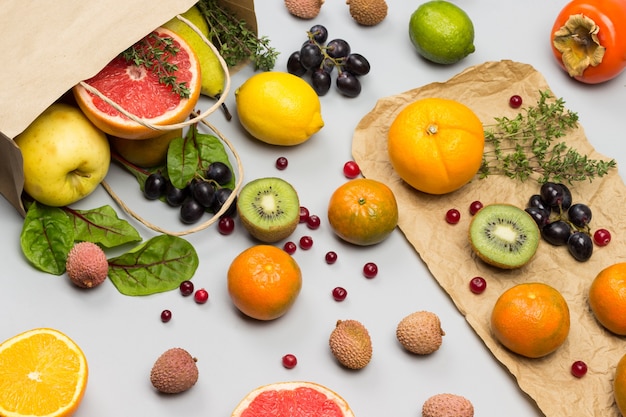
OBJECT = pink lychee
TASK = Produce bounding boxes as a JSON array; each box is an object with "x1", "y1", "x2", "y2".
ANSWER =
[{"x1": 66, "y1": 241, "x2": 108, "y2": 288}]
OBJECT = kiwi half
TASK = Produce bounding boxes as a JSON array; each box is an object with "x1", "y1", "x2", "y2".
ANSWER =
[
  {"x1": 469, "y1": 203, "x2": 540, "y2": 269},
  {"x1": 237, "y1": 177, "x2": 300, "y2": 243}
]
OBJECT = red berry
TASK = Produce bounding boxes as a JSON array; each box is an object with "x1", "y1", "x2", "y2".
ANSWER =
[
  {"x1": 307, "y1": 214, "x2": 321, "y2": 229},
  {"x1": 332, "y1": 286, "x2": 347, "y2": 301},
  {"x1": 445, "y1": 208, "x2": 461, "y2": 224},
  {"x1": 299, "y1": 235, "x2": 314, "y2": 250},
  {"x1": 194, "y1": 288, "x2": 209, "y2": 304},
  {"x1": 179, "y1": 280, "x2": 194, "y2": 296},
  {"x1": 593, "y1": 228, "x2": 611, "y2": 246},
  {"x1": 509, "y1": 95, "x2": 523, "y2": 109},
  {"x1": 469, "y1": 276, "x2": 487, "y2": 294},
  {"x1": 469, "y1": 200, "x2": 483, "y2": 215},
  {"x1": 571, "y1": 360, "x2": 588, "y2": 378},
  {"x1": 343, "y1": 161, "x2": 361, "y2": 178},
  {"x1": 363, "y1": 262, "x2": 378, "y2": 278},
  {"x1": 275, "y1": 156, "x2": 289, "y2": 170},
  {"x1": 299, "y1": 206, "x2": 310, "y2": 223},
  {"x1": 282, "y1": 353, "x2": 298, "y2": 369},
  {"x1": 283, "y1": 241, "x2": 297, "y2": 255},
  {"x1": 160, "y1": 309, "x2": 172, "y2": 322},
  {"x1": 218, "y1": 216, "x2": 235, "y2": 235},
  {"x1": 325, "y1": 251, "x2": 338, "y2": 264}
]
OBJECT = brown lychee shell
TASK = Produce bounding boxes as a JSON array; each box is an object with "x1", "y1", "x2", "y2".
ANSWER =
[
  {"x1": 284, "y1": 0, "x2": 325, "y2": 19},
  {"x1": 396, "y1": 311, "x2": 445, "y2": 355},
  {"x1": 346, "y1": 0, "x2": 388, "y2": 26},
  {"x1": 329, "y1": 319, "x2": 373, "y2": 370},
  {"x1": 66, "y1": 241, "x2": 109, "y2": 288},
  {"x1": 422, "y1": 393, "x2": 474, "y2": 417},
  {"x1": 150, "y1": 347, "x2": 199, "y2": 394}
]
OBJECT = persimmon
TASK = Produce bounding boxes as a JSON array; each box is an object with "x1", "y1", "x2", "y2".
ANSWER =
[{"x1": 551, "y1": 0, "x2": 626, "y2": 84}]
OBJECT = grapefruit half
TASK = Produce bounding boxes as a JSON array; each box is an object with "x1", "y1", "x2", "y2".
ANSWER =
[
  {"x1": 73, "y1": 27, "x2": 201, "y2": 140},
  {"x1": 231, "y1": 381, "x2": 355, "y2": 417}
]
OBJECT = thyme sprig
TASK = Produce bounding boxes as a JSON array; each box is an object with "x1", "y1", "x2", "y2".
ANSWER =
[
  {"x1": 479, "y1": 90, "x2": 616, "y2": 184},
  {"x1": 121, "y1": 33, "x2": 191, "y2": 99},
  {"x1": 197, "y1": 0, "x2": 278, "y2": 71}
]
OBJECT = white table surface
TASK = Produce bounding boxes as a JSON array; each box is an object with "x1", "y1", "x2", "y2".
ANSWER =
[{"x1": 2, "y1": 1, "x2": 624, "y2": 416}]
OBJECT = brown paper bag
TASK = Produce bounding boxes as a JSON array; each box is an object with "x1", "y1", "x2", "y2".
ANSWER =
[
  {"x1": 352, "y1": 60, "x2": 626, "y2": 417},
  {"x1": 0, "y1": 0, "x2": 256, "y2": 216}
]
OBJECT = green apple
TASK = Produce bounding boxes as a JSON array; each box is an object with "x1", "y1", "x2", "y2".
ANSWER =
[{"x1": 14, "y1": 103, "x2": 111, "y2": 207}]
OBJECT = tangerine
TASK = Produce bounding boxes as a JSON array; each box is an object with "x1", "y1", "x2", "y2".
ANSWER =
[
  {"x1": 387, "y1": 97, "x2": 484, "y2": 195},
  {"x1": 490, "y1": 282, "x2": 570, "y2": 358},
  {"x1": 589, "y1": 262, "x2": 626, "y2": 335},
  {"x1": 614, "y1": 353, "x2": 626, "y2": 415},
  {"x1": 73, "y1": 27, "x2": 201, "y2": 140},
  {"x1": 227, "y1": 245, "x2": 302, "y2": 321},
  {"x1": 0, "y1": 328, "x2": 88, "y2": 417},
  {"x1": 327, "y1": 178, "x2": 399, "y2": 246},
  {"x1": 230, "y1": 381, "x2": 355, "y2": 417}
]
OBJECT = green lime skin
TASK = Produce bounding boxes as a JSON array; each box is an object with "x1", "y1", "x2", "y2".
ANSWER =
[{"x1": 409, "y1": 0, "x2": 476, "y2": 65}]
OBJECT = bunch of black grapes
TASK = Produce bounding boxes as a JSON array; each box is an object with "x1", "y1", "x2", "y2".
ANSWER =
[
  {"x1": 525, "y1": 182, "x2": 597, "y2": 262},
  {"x1": 287, "y1": 24, "x2": 370, "y2": 98},
  {"x1": 143, "y1": 161, "x2": 237, "y2": 224}
]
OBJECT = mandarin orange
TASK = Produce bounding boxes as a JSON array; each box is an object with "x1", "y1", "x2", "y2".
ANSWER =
[
  {"x1": 614, "y1": 353, "x2": 626, "y2": 415},
  {"x1": 387, "y1": 97, "x2": 484, "y2": 194},
  {"x1": 227, "y1": 245, "x2": 302, "y2": 321},
  {"x1": 490, "y1": 282, "x2": 570, "y2": 358},
  {"x1": 589, "y1": 262, "x2": 626, "y2": 335}
]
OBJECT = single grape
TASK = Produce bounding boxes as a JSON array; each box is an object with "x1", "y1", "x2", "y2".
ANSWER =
[
  {"x1": 192, "y1": 180, "x2": 216, "y2": 208},
  {"x1": 344, "y1": 53, "x2": 370, "y2": 76},
  {"x1": 336, "y1": 72, "x2": 361, "y2": 98},
  {"x1": 469, "y1": 200, "x2": 483, "y2": 215},
  {"x1": 525, "y1": 206, "x2": 550, "y2": 228},
  {"x1": 540, "y1": 182, "x2": 564, "y2": 208},
  {"x1": 309, "y1": 24, "x2": 328, "y2": 43},
  {"x1": 558, "y1": 183, "x2": 573, "y2": 211},
  {"x1": 299, "y1": 206, "x2": 310, "y2": 223},
  {"x1": 568, "y1": 203, "x2": 592, "y2": 228},
  {"x1": 469, "y1": 276, "x2": 487, "y2": 294},
  {"x1": 363, "y1": 262, "x2": 378, "y2": 278},
  {"x1": 541, "y1": 220, "x2": 571, "y2": 246},
  {"x1": 326, "y1": 39, "x2": 351, "y2": 59},
  {"x1": 283, "y1": 241, "x2": 297, "y2": 255},
  {"x1": 179, "y1": 280, "x2": 194, "y2": 296},
  {"x1": 321, "y1": 57, "x2": 336, "y2": 74},
  {"x1": 144, "y1": 173, "x2": 167, "y2": 200},
  {"x1": 593, "y1": 228, "x2": 611, "y2": 246},
  {"x1": 282, "y1": 353, "x2": 298, "y2": 369},
  {"x1": 325, "y1": 251, "x2": 338, "y2": 264},
  {"x1": 287, "y1": 51, "x2": 307, "y2": 76},
  {"x1": 218, "y1": 216, "x2": 235, "y2": 235},
  {"x1": 445, "y1": 208, "x2": 461, "y2": 224},
  {"x1": 180, "y1": 198, "x2": 204, "y2": 224},
  {"x1": 165, "y1": 181, "x2": 187, "y2": 207},
  {"x1": 332, "y1": 286, "x2": 347, "y2": 301},
  {"x1": 567, "y1": 231, "x2": 593, "y2": 262},
  {"x1": 206, "y1": 161, "x2": 232, "y2": 185},
  {"x1": 299, "y1": 235, "x2": 314, "y2": 250},
  {"x1": 528, "y1": 194, "x2": 549, "y2": 212},
  {"x1": 211, "y1": 187, "x2": 237, "y2": 217},
  {"x1": 299, "y1": 43, "x2": 323, "y2": 70},
  {"x1": 311, "y1": 68, "x2": 332, "y2": 96},
  {"x1": 571, "y1": 360, "x2": 588, "y2": 378},
  {"x1": 343, "y1": 161, "x2": 361, "y2": 178},
  {"x1": 275, "y1": 156, "x2": 289, "y2": 170},
  {"x1": 509, "y1": 95, "x2": 523, "y2": 109},
  {"x1": 306, "y1": 214, "x2": 321, "y2": 229}
]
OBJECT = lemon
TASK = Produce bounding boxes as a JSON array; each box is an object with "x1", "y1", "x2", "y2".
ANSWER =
[
  {"x1": 235, "y1": 72, "x2": 324, "y2": 146},
  {"x1": 409, "y1": 0, "x2": 475, "y2": 65}
]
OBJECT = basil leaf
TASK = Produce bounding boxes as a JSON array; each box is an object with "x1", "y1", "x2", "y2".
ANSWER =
[
  {"x1": 20, "y1": 202, "x2": 75, "y2": 275},
  {"x1": 63, "y1": 205, "x2": 142, "y2": 248},
  {"x1": 167, "y1": 129, "x2": 200, "y2": 189},
  {"x1": 107, "y1": 235, "x2": 199, "y2": 296}
]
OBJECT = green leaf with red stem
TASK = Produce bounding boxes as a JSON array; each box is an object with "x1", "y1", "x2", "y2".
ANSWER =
[{"x1": 63, "y1": 205, "x2": 142, "y2": 248}]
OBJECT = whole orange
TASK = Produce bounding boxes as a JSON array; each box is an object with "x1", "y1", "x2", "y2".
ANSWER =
[
  {"x1": 490, "y1": 282, "x2": 570, "y2": 358},
  {"x1": 387, "y1": 97, "x2": 484, "y2": 195},
  {"x1": 614, "y1": 353, "x2": 626, "y2": 415},
  {"x1": 589, "y1": 262, "x2": 626, "y2": 335},
  {"x1": 227, "y1": 245, "x2": 302, "y2": 321},
  {"x1": 327, "y1": 178, "x2": 399, "y2": 246}
]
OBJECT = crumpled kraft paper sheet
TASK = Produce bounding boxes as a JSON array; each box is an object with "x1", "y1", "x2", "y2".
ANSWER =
[{"x1": 352, "y1": 60, "x2": 626, "y2": 417}]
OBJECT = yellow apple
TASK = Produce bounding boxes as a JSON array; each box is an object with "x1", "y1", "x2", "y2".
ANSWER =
[
  {"x1": 14, "y1": 102, "x2": 110, "y2": 207},
  {"x1": 109, "y1": 128, "x2": 183, "y2": 168}
]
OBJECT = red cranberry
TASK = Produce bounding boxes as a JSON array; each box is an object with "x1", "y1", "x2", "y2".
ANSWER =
[
  {"x1": 593, "y1": 228, "x2": 611, "y2": 246},
  {"x1": 299, "y1": 206, "x2": 310, "y2": 223},
  {"x1": 299, "y1": 236, "x2": 313, "y2": 250},
  {"x1": 343, "y1": 161, "x2": 361, "y2": 178},
  {"x1": 307, "y1": 214, "x2": 321, "y2": 229},
  {"x1": 469, "y1": 200, "x2": 483, "y2": 215},
  {"x1": 218, "y1": 216, "x2": 235, "y2": 235},
  {"x1": 179, "y1": 280, "x2": 194, "y2": 296},
  {"x1": 363, "y1": 262, "x2": 378, "y2": 278},
  {"x1": 571, "y1": 360, "x2": 588, "y2": 378},
  {"x1": 194, "y1": 288, "x2": 209, "y2": 304},
  {"x1": 325, "y1": 251, "x2": 338, "y2": 264},
  {"x1": 469, "y1": 276, "x2": 487, "y2": 294},
  {"x1": 160, "y1": 309, "x2": 172, "y2": 322},
  {"x1": 332, "y1": 287, "x2": 347, "y2": 301},
  {"x1": 283, "y1": 241, "x2": 297, "y2": 255},
  {"x1": 445, "y1": 208, "x2": 461, "y2": 224},
  {"x1": 509, "y1": 95, "x2": 523, "y2": 109},
  {"x1": 282, "y1": 353, "x2": 298, "y2": 369},
  {"x1": 275, "y1": 156, "x2": 289, "y2": 170}
]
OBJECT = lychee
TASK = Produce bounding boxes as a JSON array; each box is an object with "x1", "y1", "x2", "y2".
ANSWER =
[
  {"x1": 150, "y1": 347, "x2": 199, "y2": 394},
  {"x1": 396, "y1": 310, "x2": 445, "y2": 355},
  {"x1": 422, "y1": 393, "x2": 474, "y2": 417},
  {"x1": 66, "y1": 241, "x2": 108, "y2": 288},
  {"x1": 284, "y1": 0, "x2": 324, "y2": 19}
]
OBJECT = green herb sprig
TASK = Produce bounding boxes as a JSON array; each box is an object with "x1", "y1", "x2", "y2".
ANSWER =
[
  {"x1": 479, "y1": 90, "x2": 616, "y2": 184},
  {"x1": 197, "y1": 0, "x2": 278, "y2": 71},
  {"x1": 121, "y1": 33, "x2": 191, "y2": 99}
]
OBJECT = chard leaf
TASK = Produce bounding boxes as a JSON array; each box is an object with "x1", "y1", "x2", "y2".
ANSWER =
[
  {"x1": 20, "y1": 202, "x2": 74, "y2": 275},
  {"x1": 63, "y1": 205, "x2": 142, "y2": 248},
  {"x1": 167, "y1": 128, "x2": 201, "y2": 189},
  {"x1": 107, "y1": 235, "x2": 199, "y2": 296},
  {"x1": 196, "y1": 132, "x2": 236, "y2": 189}
]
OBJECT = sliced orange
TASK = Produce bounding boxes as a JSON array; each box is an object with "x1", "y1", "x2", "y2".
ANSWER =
[
  {"x1": 0, "y1": 328, "x2": 88, "y2": 417},
  {"x1": 231, "y1": 381, "x2": 355, "y2": 417},
  {"x1": 73, "y1": 27, "x2": 201, "y2": 140}
]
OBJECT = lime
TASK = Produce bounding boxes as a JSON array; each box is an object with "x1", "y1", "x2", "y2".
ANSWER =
[{"x1": 409, "y1": 0, "x2": 475, "y2": 65}]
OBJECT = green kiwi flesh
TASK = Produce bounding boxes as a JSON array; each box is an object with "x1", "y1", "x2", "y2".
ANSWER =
[
  {"x1": 237, "y1": 177, "x2": 300, "y2": 243},
  {"x1": 469, "y1": 203, "x2": 539, "y2": 269}
]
